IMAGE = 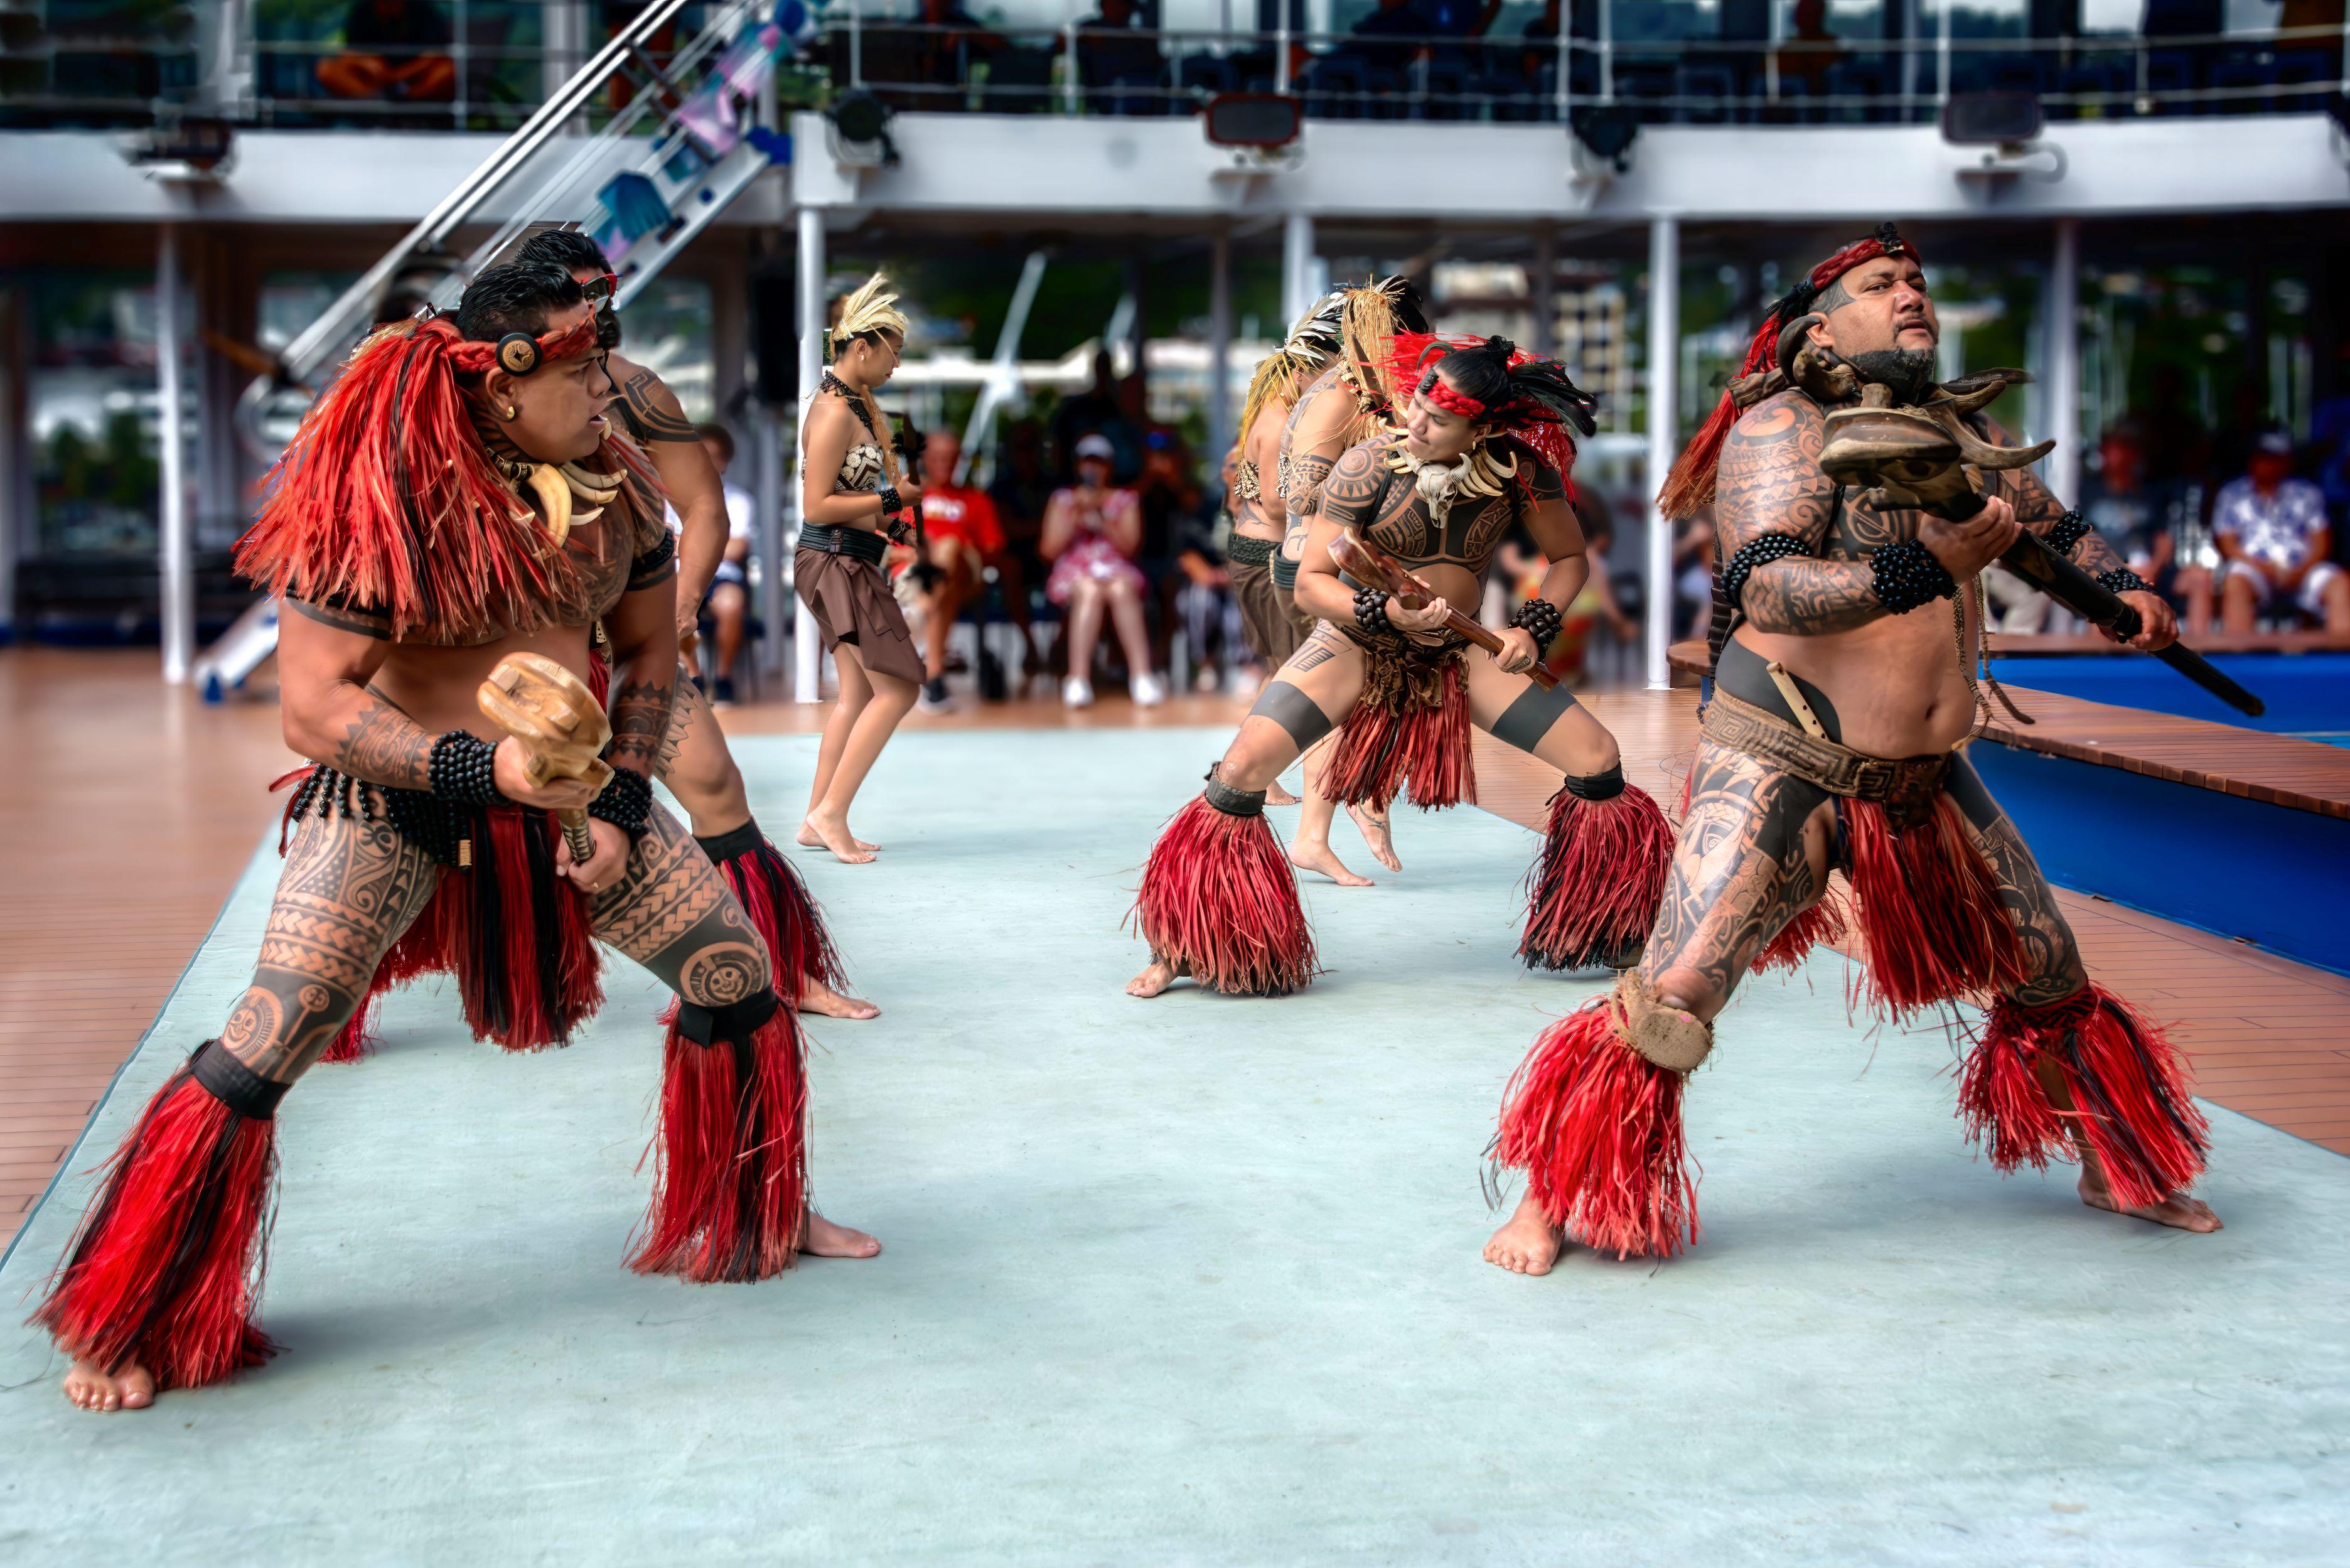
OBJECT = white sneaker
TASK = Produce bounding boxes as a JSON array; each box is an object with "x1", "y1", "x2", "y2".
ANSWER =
[
  {"x1": 1131, "y1": 672, "x2": 1168, "y2": 707},
  {"x1": 1063, "y1": 675, "x2": 1095, "y2": 708}
]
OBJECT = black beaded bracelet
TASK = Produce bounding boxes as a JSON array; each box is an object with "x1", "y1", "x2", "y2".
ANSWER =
[
  {"x1": 587, "y1": 766, "x2": 655, "y2": 838},
  {"x1": 1510, "y1": 597, "x2": 1564, "y2": 648},
  {"x1": 1720, "y1": 532, "x2": 1812, "y2": 610},
  {"x1": 878, "y1": 486, "x2": 904, "y2": 518},
  {"x1": 1869, "y1": 539, "x2": 1959, "y2": 615},
  {"x1": 2096, "y1": 567, "x2": 2151, "y2": 597},
  {"x1": 1353, "y1": 586, "x2": 1395, "y2": 636},
  {"x1": 2046, "y1": 511, "x2": 2095, "y2": 556},
  {"x1": 428, "y1": 731, "x2": 503, "y2": 806}
]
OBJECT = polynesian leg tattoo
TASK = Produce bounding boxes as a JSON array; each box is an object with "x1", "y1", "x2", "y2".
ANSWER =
[
  {"x1": 1637, "y1": 741, "x2": 1837, "y2": 1017},
  {"x1": 589, "y1": 806, "x2": 773, "y2": 1007},
  {"x1": 218, "y1": 811, "x2": 442, "y2": 1083},
  {"x1": 1946, "y1": 758, "x2": 2088, "y2": 1008}
]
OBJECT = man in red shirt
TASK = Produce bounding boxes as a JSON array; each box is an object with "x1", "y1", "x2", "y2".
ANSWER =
[{"x1": 906, "y1": 427, "x2": 1005, "y2": 712}]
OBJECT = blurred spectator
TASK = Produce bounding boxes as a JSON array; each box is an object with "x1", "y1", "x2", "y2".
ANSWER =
[
  {"x1": 2081, "y1": 421, "x2": 2176, "y2": 591},
  {"x1": 906, "y1": 427, "x2": 1006, "y2": 712},
  {"x1": 1043, "y1": 434, "x2": 1165, "y2": 707},
  {"x1": 1130, "y1": 412, "x2": 1201, "y2": 670},
  {"x1": 1416, "y1": 0, "x2": 1504, "y2": 68},
  {"x1": 317, "y1": 0, "x2": 457, "y2": 104},
  {"x1": 1517, "y1": 0, "x2": 1601, "y2": 86},
  {"x1": 1719, "y1": 0, "x2": 1771, "y2": 95},
  {"x1": 987, "y1": 419, "x2": 1055, "y2": 674},
  {"x1": 2129, "y1": 362, "x2": 2210, "y2": 545},
  {"x1": 1344, "y1": 0, "x2": 1426, "y2": 74},
  {"x1": 1051, "y1": 350, "x2": 1139, "y2": 480},
  {"x1": 1073, "y1": 0, "x2": 1166, "y2": 111},
  {"x1": 907, "y1": 0, "x2": 1006, "y2": 94},
  {"x1": 1672, "y1": 512, "x2": 1716, "y2": 640},
  {"x1": 1773, "y1": 0, "x2": 1841, "y2": 95},
  {"x1": 1171, "y1": 477, "x2": 1242, "y2": 692},
  {"x1": 663, "y1": 424, "x2": 755, "y2": 706},
  {"x1": 2204, "y1": 429, "x2": 2350, "y2": 634},
  {"x1": 2143, "y1": 0, "x2": 2224, "y2": 91}
]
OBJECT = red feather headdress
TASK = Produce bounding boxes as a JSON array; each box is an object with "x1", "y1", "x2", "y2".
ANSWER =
[
  {"x1": 1384, "y1": 332, "x2": 1599, "y2": 483},
  {"x1": 236, "y1": 313, "x2": 609, "y2": 642}
]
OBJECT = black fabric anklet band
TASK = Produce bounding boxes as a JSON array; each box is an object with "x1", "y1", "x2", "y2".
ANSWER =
[
  {"x1": 1203, "y1": 772, "x2": 1267, "y2": 817},
  {"x1": 1271, "y1": 554, "x2": 1299, "y2": 591},
  {"x1": 675, "y1": 989, "x2": 784, "y2": 1047},
  {"x1": 1248, "y1": 679, "x2": 1334, "y2": 750},
  {"x1": 694, "y1": 820, "x2": 764, "y2": 863},
  {"x1": 190, "y1": 1039, "x2": 291, "y2": 1121},
  {"x1": 1561, "y1": 765, "x2": 1628, "y2": 802},
  {"x1": 1489, "y1": 679, "x2": 1580, "y2": 755}
]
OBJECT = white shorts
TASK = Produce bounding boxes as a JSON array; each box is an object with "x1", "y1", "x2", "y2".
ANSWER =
[{"x1": 2219, "y1": 557, "x2": 2344, "y2": 618}]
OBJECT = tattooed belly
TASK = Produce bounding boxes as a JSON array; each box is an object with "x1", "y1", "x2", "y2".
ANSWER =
[
  {"x1": 1731, "y1": 603, "x2": 1982, "y2": 759},
  {"x1": 371, "y1": 623, "x2": 599, "y2": 746}
]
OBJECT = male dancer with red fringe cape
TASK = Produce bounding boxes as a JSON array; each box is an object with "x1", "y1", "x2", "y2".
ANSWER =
[
  {"x1": 1483, "y1": 225, "x2": 2219, "y2": 1277},
  {"x1": 1126, "y1": 335, "x2": 1672, "y2": 1000},
  {"x1": 316, "y1": 229, "x2": 872, "y2": 1066},
  {"x1": 31, "y1": 264, "x2": 877, "y2": 1415}
]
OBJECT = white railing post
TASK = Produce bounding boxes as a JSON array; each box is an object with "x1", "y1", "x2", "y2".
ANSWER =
[
  {"x1": 850, "y1": 0, "x2": 865, "y2": 87},
  {"x1": 794, "y1": 206, "x2": 827, "y2": 706},
  {"x1": 1553, "y1": 9, "x2": 1571, "y2": 121},
  {"x1": 158, "y1": 222, "x2": 192, "y2": 686},
  {"x1": 2047, "y1": 216, "x2": 2083, "y2": 508},
  {"x1": 1276, "y1": 1, "x2": 1292, "y2": 94},
  {"x1": 1065, "y1": 0, "x2": 1083, "y2": 112},
  {"x1": 1644, "y1": 213, "x2": 1678, "y2": 692},
  {"x1": 1209, "y1": 231, "x2": 1234, "y2": 465},
  {"x1": 1282, "y1": 210, "x2": 1315, "y2": 326},
  {"x1": 1937, "y1": 0, "x2": 1953, "y2": 110},
  {"x1": 1598, "y1": 0, "x2": 1614, "y2": 104}
]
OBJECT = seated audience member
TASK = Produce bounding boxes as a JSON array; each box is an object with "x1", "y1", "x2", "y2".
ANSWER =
[
  {"x1": 1044, "y1": 434, "x2": 1165, "y2": 708},
  {"x1": 907, "y1": 427, "x2": 1006, "y2": 712},
  {"x1": 906, "y1": 0, "x2": 1006, "y2": 95},
  {"x1": 1073, "y1": 0, "x2": 1166, "y2": 108},
  {"x1": 2083, "y1": 420, "x2": 2175, "y2": 589},
  {"x1": 1172, "y1": 469, "x2": 1242, "y2": 692},
  {"x1": 987, "y1": 419, "x2": 1055, "y2": 676},
  {"x1": 2201, "y1": 428, "x2": 2350, "y2": 635},
  {"x1": 660, "y1": 423, "x2": 756, "y2": 705},
  {"x1": 317, "y1": 0, "x2": 458, "y2": 103}
]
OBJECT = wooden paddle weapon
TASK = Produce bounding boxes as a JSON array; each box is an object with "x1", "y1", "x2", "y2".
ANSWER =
[{"x1": 476, "y1": 652, "x2": 613, "y2": 866}]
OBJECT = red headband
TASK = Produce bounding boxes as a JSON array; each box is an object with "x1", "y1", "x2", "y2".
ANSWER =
[
  {"x1": 1418, "y1": 375, "x2": 1488, "y2": 419},
  {"x1": 1385, "y1": 331, "x2": 1586, "y2": 483},
  {"x1": 436, "y1": 311, "x2": 601, "y2": 375}
]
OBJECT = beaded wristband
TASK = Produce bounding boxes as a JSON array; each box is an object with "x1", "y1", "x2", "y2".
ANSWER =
[
  {"x1": 2096, "y1": 567, "x2": 2151, "y2": 597},
  {"x1": 1869, "y1": 539, "x2": 1959, "y2": 615},
  {"x1": 1720, "y1": 532, "x2": 1812, "y2": 610},
  {"x1": 428, "y1": 731, "x2": 503, "y2": 806},
  {"x1": 1510, "y1": 597, "x2": 1564, "y2": 648},
  {"x1": 587, "y1": 766, "x2": 655, "y2": 838},
  {"x1": 2045, "y1": 512, "x2": 2094, "y2": 556},
  {"x1": 878, "y1": 486, "x2": 904, "y2": 518},
  {"x1": 1353, "y1": 586, "x2": 1395, "y2": 636}
]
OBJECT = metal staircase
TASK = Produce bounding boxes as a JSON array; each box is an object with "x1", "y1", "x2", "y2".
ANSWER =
[{"x1": 200, "y1": 0, "x2": 796, "y2": 697}]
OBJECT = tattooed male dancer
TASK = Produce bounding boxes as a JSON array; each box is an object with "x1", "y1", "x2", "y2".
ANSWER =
[
  {"x1": 1486, "y1": 226, "x2": 2218, "y2": 1276},
  {"x1": 517, "y1": 229, "x2": 871, "y2": 1020},
  {"x1": 1129, "y1": 336, "x2": 1671, "y2": 999},
  {"x1": 36, "y1": 266, "x2": 876, "y2": 1414},
  {"x1": 1272, "y1": 277, "x2": 1427, "y2": 883}
]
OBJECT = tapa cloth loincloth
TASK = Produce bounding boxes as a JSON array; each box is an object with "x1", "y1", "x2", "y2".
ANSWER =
[{"x1": 795, "y1": 524, "x2": 925, "y2": 685}]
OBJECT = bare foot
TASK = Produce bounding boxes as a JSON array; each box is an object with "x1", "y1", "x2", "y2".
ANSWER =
[
  {"x1": 801, "y1": 1211, "x2": 882, "y2": 1259},
  {"x1": 1347, "y1": 803, "x2": 1402, "y2": 873},
  {"x1": 63, "y1": 1358, "x2": 156, "y2": 1412},
  {"x1": 1264, "y1": 780, "x2": 1301, "y2": 807},
  {"x1": 801, "y1": 808, "x2": 877, "y2": 865},
  {"x1": 1482, "y1": 1193, "x2": 1564, "y2": 1276},
  {"x1": 799, "y1": 979, "x2": 879, "y2": 1020},
  {"x1": 2079, "y1": 1169, "x2": 2223, "y2": 1232},
  {"x1": 1288, "y1": 835, "x2": 1373, "y2": 887},
  {"x1": 796, "y1": 820, "x2": 879, "y2": 854},
  {"x1": 1126, "y1": 957, "x2": 1188, "y2": 998}
]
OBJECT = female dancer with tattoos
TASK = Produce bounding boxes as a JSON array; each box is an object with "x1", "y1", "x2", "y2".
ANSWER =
[
  {"x1": 795, "y1": 274, "x2": 925, "y2": 865},
  {"x1": 36, "y1": 265, "x2": 877, "y2": 1415},
  {"x1": 1127, "y1": 336, "x2": 1671, "y2": 1000},
  {"x1": 1485, "y1": 226, "x2": 2218, "y2": 1278}
]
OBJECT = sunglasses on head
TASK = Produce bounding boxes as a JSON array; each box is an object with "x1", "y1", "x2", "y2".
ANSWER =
[{"x1": 579, "y1": 272, "x2": 619, "y2": 305}]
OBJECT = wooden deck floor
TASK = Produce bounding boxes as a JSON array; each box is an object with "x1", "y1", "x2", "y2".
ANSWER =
[{"x1": 1, "y1": 652, "x2": 2341, "y2": 1250}]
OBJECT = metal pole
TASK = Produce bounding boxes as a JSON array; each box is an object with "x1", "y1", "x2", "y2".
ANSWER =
[
  {"x1": 1643, "y1": 214, "x2": 1678, "y2": 692},
  {"x1": 1065, "y1": 0, "x2": 1082, "y2": 112},
  {"x1": 1598, "y1": 0, "x2": 1614, "y2": 105},
  {"x1": 453, "y1": 0, "x2": 469, "y2": 128},
  {"x1": 795, "y1": 207, "x2": 827, "y2": 705},
  {"x1": 756, "y1": 403, "x2": 786, "y2": 682},
  {"x1": 2047, "y1": 215, "x2": 2082, "y2": 507},
  {"x1": 1530, "y1": 227, "x2": 1556, "y2": 358},
  {"x1": 1275, "y1": 0, "x2": 1292, "y2": 94},
  {"x1": 158, "y1": 223, "x2": 193, "y2": 685},
  {"x1": 850, "y1": 0, "x2": 864, "y2": 87},
  {"x1": 1937, "y1": 0, "x2": 1952, "y2": 110},
  {"x1": 1209, "y1": 230, "x2": 1234, "y2": 465},
  {"x1": 1899, "y1": 0, "x2": 1919, "y2": 119},
  {"x1": 1282, "y1": 210, "x2": 1314, "y2": 326}
]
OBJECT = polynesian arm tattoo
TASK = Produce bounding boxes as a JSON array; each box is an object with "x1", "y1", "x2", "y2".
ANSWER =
[
  {"x1": 1982, "y1": 416, "x2": 2130, "y2": 578},
  {"x1": 276, "y1": 599, "x2": 436, "y2": 790},
  {"x1": 1716, "y1": 394, "x2": 1894, "y2": 636},
  {"x1": 599, "y1": 564, "x2": 681, "y2": 778},
  {"x1": 616, "y1": 360, "x2": 700, "y2": 443}
]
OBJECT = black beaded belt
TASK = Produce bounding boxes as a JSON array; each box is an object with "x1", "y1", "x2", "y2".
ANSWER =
[
  {"x1": 1271, "y1": 554, "x2": 1299, "y2": 591},
  {"x1": 797, "y1": 524, "x2": 888, "y2": 566},
  {"x1": 1228, "y1": 534, "x2": 1278, "y2": 567}
]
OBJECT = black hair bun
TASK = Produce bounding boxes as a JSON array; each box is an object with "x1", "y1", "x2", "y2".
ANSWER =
[{"x1": 1483, "y1": 335, "x2": 1516, "y2": 358}]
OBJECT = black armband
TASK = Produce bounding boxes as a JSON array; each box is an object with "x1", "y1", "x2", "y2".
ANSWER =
[
  {"x1": 1869, "y1": 539, "x2": 1959, "y2": 615},
  {"x1": 628, "y1": 531, "x2": 678, "y2": 590},
  {"x1": 1510, "y1": 596, "x2": 1564, "y2": 648},
  {"x1": 2044, "y1": 511, "x2": 2093, "y2": 556},
  {"x1": 1353, "y1": 586, "x2": 1395, "y2": 636},
  {"x1": 428, "y1": 731, "x2": 503, "y2": 805},
  {"x1": 1720, "y1": 533, "x2": 1812, "y2": 611},
  {"x1": 2096, "y1": 567, "x2": 2150, "y2": 597},
  {"x1": 587, "y1": 766, "x2": 655, "y2": 838}
]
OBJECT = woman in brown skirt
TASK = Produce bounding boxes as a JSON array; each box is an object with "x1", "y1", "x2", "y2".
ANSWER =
[{"x1": 797, "y1": 274, "x2": 925, "y2": 864}]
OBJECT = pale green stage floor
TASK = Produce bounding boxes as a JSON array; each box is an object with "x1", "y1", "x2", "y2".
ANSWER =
[{"x1": 1, "y1": 727, "x2": 2345, "y2": 1565}]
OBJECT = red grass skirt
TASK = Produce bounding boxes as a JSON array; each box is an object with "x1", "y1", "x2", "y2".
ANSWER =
[
  {"x1": 1960, "y1": 984, "x2": 2209, "y2": 1210},
  {"x1": 31, "y1": 1049, "x2": 279, "y2": 1390},
  {"x1": 1493, "y1": 996, "x2": 1698, "y2": 1260},
  {"x1": 1518, "y1": 782, "x2": 1673, "y2": 972},
  {"x1": 699, "y1": 821, "x2": 845, "y2": 994},
  {"x1": 1131, "y1": 794, "x2": 1317, "y2": 996},
  {"x1": 630, "y1": 1001, "x2": 808, "y2": 1282},
  {"x1": 1319, "y1": 648, "x2": 1475, "y2": 813}
]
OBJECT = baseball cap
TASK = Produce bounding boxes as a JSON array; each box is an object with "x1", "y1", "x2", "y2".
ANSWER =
[
  {"x1": 1076, "y1": 433, "x2": 1115, "y2": 461},
  {"x1": 2254, "y1": 428, "x2": 2294, "y2": 457}
]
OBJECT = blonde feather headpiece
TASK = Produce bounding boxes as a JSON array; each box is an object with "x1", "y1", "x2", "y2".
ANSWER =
[{"x1": 829, "y1": 272, "x2": 910, "y2": 358}]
